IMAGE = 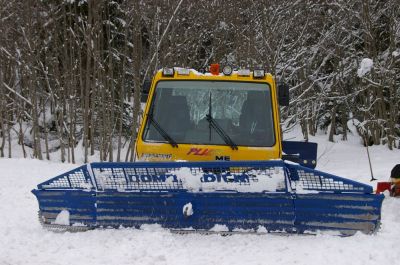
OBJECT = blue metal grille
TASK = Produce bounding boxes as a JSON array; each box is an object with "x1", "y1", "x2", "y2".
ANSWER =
[
  {"x1": 285, "y1": 163, "x2": 372, "y2": 193},
  {"x1": 89, "y1": 161, "x2": 286, "y2": 192},
  {"x1": 38, "y1": 166, "x2": 94, "y2": 190},
  {"x1": 92, "y1": 167, "x2": 184, "y2": 191},
  {"x1": 36, "y1": 161, "x2": 289, "y2": 192},
  {"x1": 36, "y1": 161, "x2": 372, "y2": 194}
]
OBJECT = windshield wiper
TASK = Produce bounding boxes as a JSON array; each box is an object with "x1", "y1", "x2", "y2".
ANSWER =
[
  {"x1": 145, "y1": 90, "x2": 178, "y2": 148},
  {"x1": 206, "y1": 114, "x2": 238, "y2": 150},
  {"x1": 206, "y1": 92, "x2": 238, "y2": 150},
  {"x1": 147, "y1": 114, "x2": 178, "y2": 148}
]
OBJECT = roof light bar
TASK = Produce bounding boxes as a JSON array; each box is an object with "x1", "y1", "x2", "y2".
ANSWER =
[
  {"x1": 238, "y1": 69, "x2": 250, "y2": 76},
  {"x1": 253, "y1": 69, "x2": 265, "y2": 78},
  {"x1": 162, "y1": 68, "x2": 174, "y2": 77}
]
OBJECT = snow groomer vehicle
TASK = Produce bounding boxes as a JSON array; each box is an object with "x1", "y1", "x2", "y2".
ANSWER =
[{"x1": 32, "y1": 64, "x2": 384, "y2": 235}]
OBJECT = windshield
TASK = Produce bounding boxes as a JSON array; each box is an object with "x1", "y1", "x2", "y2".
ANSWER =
[{"x1": 143, "y1": 81, "x2": 275, "y2": 147}]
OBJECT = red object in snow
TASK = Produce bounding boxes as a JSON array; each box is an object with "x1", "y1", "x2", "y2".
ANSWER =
[
  {"x1": 376, "y1": 182, "x2": 391, "y2": 194},
  {"x1": 209, "y1": 64, "x2": 220, "y2": 75}
]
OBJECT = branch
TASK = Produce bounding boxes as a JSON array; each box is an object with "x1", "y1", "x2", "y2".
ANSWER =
[
  {"x1": 2, "y1": 81, "x2": 32, "y2": 106},
  {"x1": 141, "y1": 0, "x2": 185, "y2": 86}
]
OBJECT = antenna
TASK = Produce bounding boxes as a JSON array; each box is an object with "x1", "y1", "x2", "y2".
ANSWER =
[
  {"x1": 339, "y1": 90, "x2": 377, "y2": 183},
  {"x1": 363, "y1": 136, "x2": 377, "y2": 181}
]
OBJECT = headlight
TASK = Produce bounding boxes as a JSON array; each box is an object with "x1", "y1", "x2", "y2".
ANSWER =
[
  {"x1": 162, "y1": 68, "x2": 174, "y2": 77},
  {"x1": 176, "y1": 68, "x2": 190, "y2": 75},
  {"x1": 253, "y1": 69, "x2": 265, "y2": 78}
]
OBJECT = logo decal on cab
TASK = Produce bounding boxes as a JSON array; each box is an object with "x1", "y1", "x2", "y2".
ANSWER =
[{"x1": 187, "y1": 148, "x2": 214, "y2": 156}]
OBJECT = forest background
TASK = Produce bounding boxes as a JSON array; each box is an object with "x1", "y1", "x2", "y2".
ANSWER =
[{"x1": 0, "y1": 0, "x2": 399, "y2": 163}]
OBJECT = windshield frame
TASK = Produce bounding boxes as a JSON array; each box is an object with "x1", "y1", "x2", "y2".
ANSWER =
[{"x1": 142, "y1": 79, "x2": 277, "y2": 148}]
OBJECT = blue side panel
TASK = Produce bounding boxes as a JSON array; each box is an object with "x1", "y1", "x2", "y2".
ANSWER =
[
  {"x1": 282, "y1": 141, "x2": 318, "y2": 169},
  {"x1": 293, "y1": 193, "x2": 384, "y2": 234},
  {"x1": 32, "y1": 189, "x2": 96, "y2": 226},
  {"x1": 95, "y1": 191, "x2": 295, "y2": 232}
]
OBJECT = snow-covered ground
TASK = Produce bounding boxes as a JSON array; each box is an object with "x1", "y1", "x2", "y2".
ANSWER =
[{"x1": 1, "y1": 131, "x2": 400, "y2": 265}]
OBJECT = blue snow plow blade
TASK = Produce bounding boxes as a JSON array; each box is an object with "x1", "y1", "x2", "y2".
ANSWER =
[{"x1": 32, "y1": 160, "x2": 383, "y2": 235}]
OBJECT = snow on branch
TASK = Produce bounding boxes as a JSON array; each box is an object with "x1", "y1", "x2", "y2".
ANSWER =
[{"x1": 357, "y1": 58, "x2": 373, "y2": 78}]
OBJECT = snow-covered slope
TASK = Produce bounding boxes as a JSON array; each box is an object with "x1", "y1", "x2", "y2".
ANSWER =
[
  {"x1": 1, "y1": 132, "x2": 399, "y2": 265},
  {"x1": 285, "y1": 128, "x2": 399, "y2": 184}
]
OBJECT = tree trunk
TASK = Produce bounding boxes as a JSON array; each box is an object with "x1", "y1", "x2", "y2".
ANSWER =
[
  {"x1": 18, "y1": 117, "x2": 27, "y2": 158},
  {"x1": 43, "y1": 100, "x2": 50, "y2": 160},
  {"x1": 328, "y1": 106, "x2": 337, "y2": 142},
  {"x1": 83, "y1": 0, "x2": 93, "y2": 163},
  {"x1": 0, "y1": 69, "x2": 5, "y2": 157},
  {"x1": 129, "y1": 2, "x2": 142, "y2": 162}
]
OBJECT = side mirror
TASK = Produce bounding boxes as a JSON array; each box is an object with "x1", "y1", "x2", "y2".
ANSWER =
[
  {"x1": 140, "y1": 80, "x2": 151, "y2": 103},
  {"x1": 278, "y1": 82, "x2": 290, "y2": 106}
]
